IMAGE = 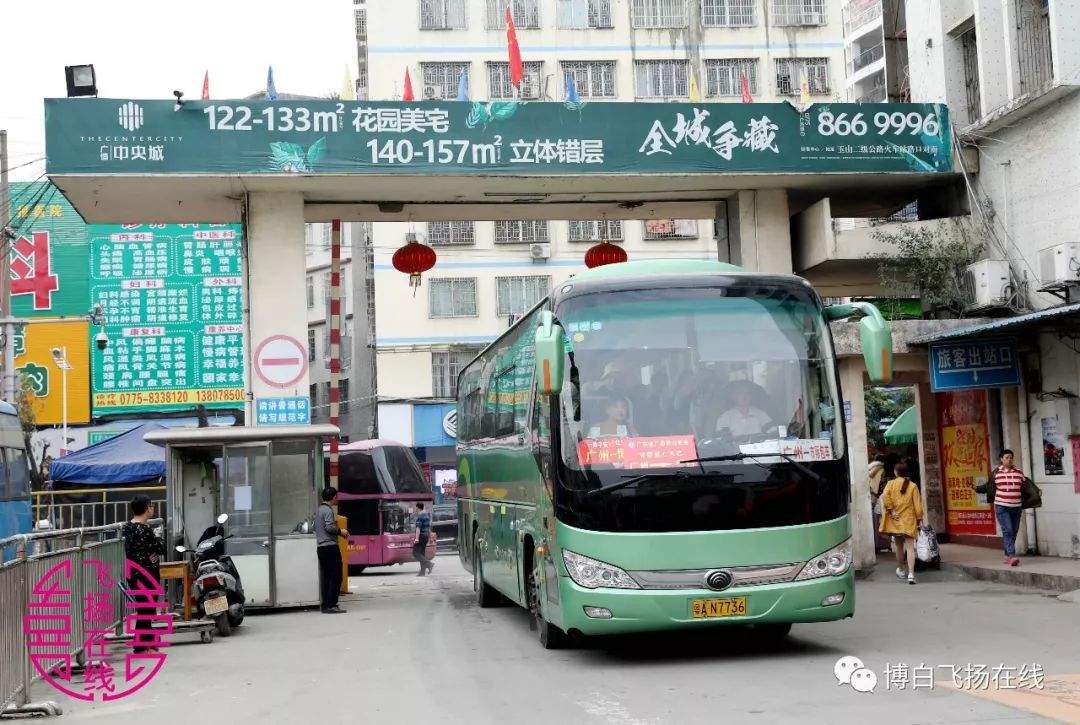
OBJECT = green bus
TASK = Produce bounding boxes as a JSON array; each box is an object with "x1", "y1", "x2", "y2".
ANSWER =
[{"x1": 456, "y1": 260, "x2": 891, "y2": 648}]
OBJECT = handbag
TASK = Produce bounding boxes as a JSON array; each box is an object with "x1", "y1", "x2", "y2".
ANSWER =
[
  {"x1": 1021, "y1": 478, "x2": 1043, "y2": 509},
  {"x1": 915, "y1": 525, "x2": 939, "y2": 563}
]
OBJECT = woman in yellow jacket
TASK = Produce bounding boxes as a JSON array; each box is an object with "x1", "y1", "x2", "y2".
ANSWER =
[{"x1": 879, "y1": 461, "x2": 924, "y2": 584}]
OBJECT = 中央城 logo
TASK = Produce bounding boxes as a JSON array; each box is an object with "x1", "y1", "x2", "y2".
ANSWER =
[{"x1": 118, "y1": 101, "x2": 145, "y2": 131}]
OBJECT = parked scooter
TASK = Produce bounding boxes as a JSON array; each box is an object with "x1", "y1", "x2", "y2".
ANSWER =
[{"x1": 175, "y1": 513, "x2": 245, "y2": 637}]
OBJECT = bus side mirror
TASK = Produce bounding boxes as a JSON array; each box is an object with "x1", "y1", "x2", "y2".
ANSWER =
[
  {"x1": 534, "y1": 310, "x2": 565, "y2": 395},
  {"x1": 825, "y1": 302, "x2": 893, "y2": 384}
]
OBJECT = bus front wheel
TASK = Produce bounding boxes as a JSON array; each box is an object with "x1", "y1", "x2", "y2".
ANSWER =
[
  {"x1": 473, "y1": 535, "x2": 500, "y2": 608},
  {"x1": 527, "y1": 560, "x2": 566, "y2": 650}
]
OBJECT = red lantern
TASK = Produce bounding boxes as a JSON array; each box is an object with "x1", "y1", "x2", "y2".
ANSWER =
[
  {"x1": 392, "y1": 239, "x2": 437, "y2": 292},
  {"x1": 584, "y1": 242, "x2": 628, "y2": 269}
]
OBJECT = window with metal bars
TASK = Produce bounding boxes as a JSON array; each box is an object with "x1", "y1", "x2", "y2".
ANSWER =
[
  {"x1": 702, "y1": 0, "x2": 755, "y2": 27},
  {"x1": 705, "y1": 58, "x2": 759, "y2": 96},
  {"x1": 429, "y1": 278, "x2": 478, "y2": 318},
  {"x1": 420, "y1": 62, "x2": 471, "y2": 100},
  {"x1": 1015, "y1": 0, "x2": 1052, "y2": 95},
  {"x1": 340, "y1": 379, "x2": 350, "y2": 413},
  {"x1": 355, "y1": 7, "x2": 367, "y2": 36},
  {"x1": 561, "y1": 61, "x2": 617, "y2": 98},
  {"x1": 631, "y1": 0, "x2": 688, "y2": 27},
  {"x1": 959, "y1": 27, "x2": 981, "y2": 122},
  {"x1": 643, "y1": 219, "x2": 698, "y2": 240},
  {"x1": 420, "y1": 0, "x2": 468, "y2": 29},
  {"x1": 567, "y1": 220, "x2": 624, "y2": 242},
  {"x1": 494, "y1": 220, "x2": 549, "y2": 243},
  {"x1": 486, "y1": 0, "x2": 540, "y2": 29},
  {"x1": 488, "y1": 61, "x2": 545, "y2": 99},
  {"x1": 634, "y1": 60, "x2": 690, "y2": 98},
  {"x1": 556, "y1": 0, "x2": 613, "y2": 28},
  {"x1": 306, "y1": 276, "x2": 315, "y2": 308},
  {"x1": 432, "y1": 349, "x2": 481, "y2": 398},
  {"x1": 770, "y1": 0, "x2": 825, "y2": 26},
  {"x1": 427, "y1": 221, "x2": 476, "y2": 246},
  {"x1": 308, "y1": 328, "x2": 316, "y2": 362},
  {"x1": 774, "y1": 57, "x2": 829, "y2": 95},
  {"x1": 496, "y1": 276, "x2": 551, "y2": 316}
]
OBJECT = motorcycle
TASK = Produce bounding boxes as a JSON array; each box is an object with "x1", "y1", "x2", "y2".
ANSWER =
[{"x1": 175, "y1": 513, "x2": 245, "y2": 637}]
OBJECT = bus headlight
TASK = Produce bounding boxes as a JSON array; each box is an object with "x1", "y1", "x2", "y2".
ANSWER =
[
  {"x1": 795, "y1": 539, "x2": 852, "y2": 580},
  {"x1": 562, "y1": 550, "x2": 640, "y2": 590}
]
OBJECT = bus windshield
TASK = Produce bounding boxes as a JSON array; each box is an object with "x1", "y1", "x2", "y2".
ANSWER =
[
  {"x1": 549, "y1": 283, "x2": 848, "y2": 533},
  {"x1": 337, "y1": 446, "x2": 429, "y2": 495},
  {"x1": 557, "y1": 285, "x2": 843, "y2": 472}
]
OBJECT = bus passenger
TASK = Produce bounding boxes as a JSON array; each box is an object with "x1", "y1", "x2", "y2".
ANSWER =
[
  {"x1": 879, "y1": 462, "x2": 924, "y2": 585},
  {"x1": 589, "y1": 396, "x2": 639, "y2": 438}
]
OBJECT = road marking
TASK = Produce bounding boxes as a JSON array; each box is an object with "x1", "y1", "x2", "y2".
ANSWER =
[{"x1": 950, "y1": 674, "x2": 1080, "y2": 722}]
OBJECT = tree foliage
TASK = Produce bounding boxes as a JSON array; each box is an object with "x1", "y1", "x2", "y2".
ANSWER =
[
  {"x1": 871, "y1": 220, "x2": 983, "y2": 317},
  {"x1": 15, "y1": 374, "x2": 51, "y2": 490},
  {"x1": 865, "y1": 387, "x2": 914, "y2": 450}
]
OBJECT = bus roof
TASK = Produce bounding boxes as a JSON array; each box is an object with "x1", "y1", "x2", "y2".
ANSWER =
[{"x1": 569, "y1": 259, "x2": 746, "y2": 283}]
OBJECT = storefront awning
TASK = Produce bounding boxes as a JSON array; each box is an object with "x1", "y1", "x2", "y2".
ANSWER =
[
  {"x1": 883, "y1": 406, "x2": 918, "y2": 445},
  {"x1": 912, "y1": 302, "x2": 1080, "y2": 344}
]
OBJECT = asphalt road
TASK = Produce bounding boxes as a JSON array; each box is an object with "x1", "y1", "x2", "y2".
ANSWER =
[{"x1": 45, "y1": 555, "x2": 1079, "y2": 724}]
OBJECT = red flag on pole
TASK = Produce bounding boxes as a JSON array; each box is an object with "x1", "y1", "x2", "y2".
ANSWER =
[
  {"x1": 201, "y1": 70, "x2": 210, "y2": 101},
  {"x1": 506, "y1": 6, "x2": 523, "y2": 89},
  {"x1": 740, "y1": 73, "x2": 753, "y2": 103},
  {"x1": 403, "y1": 67, "x2": 415, "y2": 101}
]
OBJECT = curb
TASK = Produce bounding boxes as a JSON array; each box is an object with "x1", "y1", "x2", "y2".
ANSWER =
[{"x1": 941, "y1": 561, "x2": 1080, "y2": 593}]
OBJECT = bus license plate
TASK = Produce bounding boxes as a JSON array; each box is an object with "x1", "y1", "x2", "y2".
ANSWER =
[
  {"x1": 204, "y1": 595, "x2": 229, "y2": 616},
  {"x1": 690, "y1": 597, "x2": 747, "y2": 619}
]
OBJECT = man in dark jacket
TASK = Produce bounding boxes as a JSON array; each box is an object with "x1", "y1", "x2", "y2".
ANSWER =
[
  {"x1": 122, "y1": 494, "x2": 164, "y2": 652},
  {"x1": 314, "y1": 487, "x2": 349, "y2": 613}
]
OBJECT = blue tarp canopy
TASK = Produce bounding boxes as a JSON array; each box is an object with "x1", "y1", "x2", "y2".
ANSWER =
[{"x1": 49, "y1": 423, "x2": 167, "y2": 486}]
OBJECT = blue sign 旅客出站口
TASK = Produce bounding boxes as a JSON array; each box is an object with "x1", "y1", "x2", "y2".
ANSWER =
[
  {"x1": 929, "y1": 339, "x2": 1020, "y2": 392},
  {"x1": 256, "y1": 396, "x2": 311, "y2": 426}
]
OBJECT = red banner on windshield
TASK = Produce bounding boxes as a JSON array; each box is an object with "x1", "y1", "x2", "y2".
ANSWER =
[{"x1": 578, "y1": 435, "x2": 698, "y2": 469}]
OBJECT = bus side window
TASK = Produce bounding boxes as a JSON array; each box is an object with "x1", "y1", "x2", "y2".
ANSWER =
[{"x1": 0, "y1": 448, "x2": 10, "y2": 500}]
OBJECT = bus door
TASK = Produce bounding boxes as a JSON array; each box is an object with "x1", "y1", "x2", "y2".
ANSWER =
[{"x1": 221, "y1": 443, "x2": 273, "y2": 605}]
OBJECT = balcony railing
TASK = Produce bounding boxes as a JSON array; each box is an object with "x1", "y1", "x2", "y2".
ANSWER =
[
  {"x1": 848, "y1": 43, "x2": 884, "y2": 75},
  {"x1": 854, "y1": 84, "x2": 887, "y2": 103},
  {"x1": 842, "y1": 0, "x2": 882, "y2": 36}
]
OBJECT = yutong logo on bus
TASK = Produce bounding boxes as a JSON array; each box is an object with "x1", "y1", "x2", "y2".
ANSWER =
[{"x1": 705, "y1": 570, "x2": 733, "y2": 591}]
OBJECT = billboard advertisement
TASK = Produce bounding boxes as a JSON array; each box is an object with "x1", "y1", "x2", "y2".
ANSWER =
[
  {"x1": 936, "y1": 389, "x2": 996, "y2": 536},
  {"x1": 7, "y1": 181, "x2": 90, "y2": 317},
  {"x1": 14, "y1": 321, "x2": 91, "y2": 426},
  {"x1": 89, "y1": 224, "x2": 245, "y2": 416}
]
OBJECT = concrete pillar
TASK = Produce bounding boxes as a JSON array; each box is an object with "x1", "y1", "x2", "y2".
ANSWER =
[
  {"x1": 245, "y1": 192, "x2": 309, "y2": 414},
  {"x1": 726, "y1": 190, "x2": 793, "y2": 274},
  {"x1": 915, "y1": 383, "x2": 946, "y2": 533},
  {"x1": 839, "y1": 357, "x2": 875, "y2": 571}
]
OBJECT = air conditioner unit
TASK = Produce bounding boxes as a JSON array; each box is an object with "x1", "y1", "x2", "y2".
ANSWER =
[
  {"x1": 529, "y1": 243, "x2": 551, "y2": 260},
  {"x1": 1038, "y1": 243, "x2": 1080, "y2": 286},
  {"x1": 961, "y1": 259, "x2": 1011, "y2": 310}
]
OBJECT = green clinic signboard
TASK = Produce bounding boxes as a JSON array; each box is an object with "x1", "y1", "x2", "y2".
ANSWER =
[
  {"x1": 8, "y1": 181, "x2": 90, "y2": 317},
  {"x1": 44, "y1": 99, "x2": 952, "y2": 176},
  {"x1": 89, "y1": 224, "x2": 245, "y2": 416}
]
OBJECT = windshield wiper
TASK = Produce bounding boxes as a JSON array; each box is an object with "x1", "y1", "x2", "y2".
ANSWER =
[
  {"x1": 583, "y1": 471, "x2": 734, "y2": 499},
  {"x1": 681, "y1": 452, "x2": 827, "y2": 486}
]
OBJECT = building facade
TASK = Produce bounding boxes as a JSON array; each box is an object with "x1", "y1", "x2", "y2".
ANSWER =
[
  {"x1": 903, "y1": 0, "x2": 1080, "y2": 558},
  {"x1": 362, "y1": 0, "x2": 849, "y2": 468}
]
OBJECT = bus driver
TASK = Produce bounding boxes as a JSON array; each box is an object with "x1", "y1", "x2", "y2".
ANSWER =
[{"x1": 715, "y1": 382, "x2": 772, "y2": 439}]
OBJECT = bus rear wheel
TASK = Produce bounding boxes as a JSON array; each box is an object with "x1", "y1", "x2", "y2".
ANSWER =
[{"x1": 473, "y1": 535, "x2": 500, "y2": 608}]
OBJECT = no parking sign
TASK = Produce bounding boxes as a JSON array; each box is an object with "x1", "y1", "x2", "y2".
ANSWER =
[{"x1": 253, "y1": 335, "x2": 308, "y2": 389}]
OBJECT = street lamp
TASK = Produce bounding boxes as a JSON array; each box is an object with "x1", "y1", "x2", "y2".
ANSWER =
[
  {"x1": 51, "y1": 347, "x2": 72, "y2": 456},
  {"x1": 64, "y1": 65, "x2": 97, "y2": 97}
]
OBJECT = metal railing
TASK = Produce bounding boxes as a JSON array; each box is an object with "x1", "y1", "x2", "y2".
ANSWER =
[
  {"x1": 843, "y1": 0, "x2": 882, "y2": 36},
  {"x1": 32, "y1": 487, "x2": 166, "y2": 533},
  {"x1": 1, "y1": 520, "x2": 160, "y2": 717},
  {"x1": 848, "y1": 43, "x2": 885, "y2": 75}
]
